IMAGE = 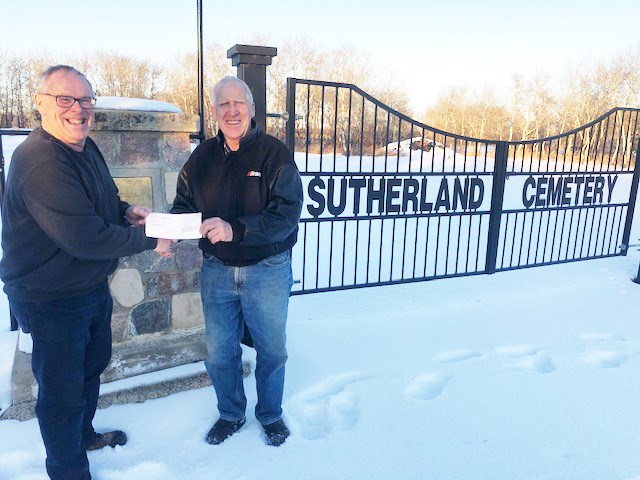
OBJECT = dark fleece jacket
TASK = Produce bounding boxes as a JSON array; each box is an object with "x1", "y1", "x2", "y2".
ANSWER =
[
  {"x1": 0, "y1": 128, "x2": 156, "y2": 301},
  {"x1": 171, "y1": 124, "x2": 303, "y2": 266}
]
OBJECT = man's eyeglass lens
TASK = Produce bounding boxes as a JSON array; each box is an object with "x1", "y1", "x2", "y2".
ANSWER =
[{"x1": 42, "y1": 93, "x2": 96, "y2": 109}]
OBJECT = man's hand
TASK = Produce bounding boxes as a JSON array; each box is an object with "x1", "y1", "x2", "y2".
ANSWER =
[
  {"x1": 200, "y1": 217, "x2": 233, "y2": 244},
  {"x1": 154, "y1": 238, "x2": 176, "y2": 258},
  {"x1": 125, "y1": 205, "x2": 152, "y2": 228}
]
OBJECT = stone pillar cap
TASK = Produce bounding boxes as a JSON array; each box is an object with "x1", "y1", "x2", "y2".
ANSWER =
[{"x1": 92, "y1": 110, "x2": 200, "y2": 133}]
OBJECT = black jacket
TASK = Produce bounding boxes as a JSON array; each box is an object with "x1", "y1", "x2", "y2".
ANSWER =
[
  {"x1": 171, "y1": 124, "x2": 303, "y2": 266},
  {"x1": 0, "y1": 128, "x2": 157, "y2": 301}
]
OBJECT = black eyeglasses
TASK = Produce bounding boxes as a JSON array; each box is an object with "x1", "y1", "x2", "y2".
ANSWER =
[{"x1": 39, "y1": 93, "x2": 97, "y2": 109}]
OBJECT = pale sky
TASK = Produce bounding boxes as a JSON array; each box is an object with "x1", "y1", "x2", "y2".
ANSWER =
[{"x1": 3, "y1": 0, "x2": 640, "y2": 113}]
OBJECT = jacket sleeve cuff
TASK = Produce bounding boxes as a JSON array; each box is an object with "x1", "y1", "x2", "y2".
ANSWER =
[
  {"x1": 120, "y1": 202, "x2": 132, "y2": 226},
  {"x1": 230, "y1": 220, "x2": 246, "y2": 243}
]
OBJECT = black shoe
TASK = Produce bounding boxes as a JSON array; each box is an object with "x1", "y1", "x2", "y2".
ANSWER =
[
  {"x1": 85, "y1": 430, "x2": 127, "y2": 451},
  {"x1": 263, "y1": 419, "x2": 290, "y2": 447},
  {"x1": 205, "y1": 418, "x2": 246, "y2": 445}
]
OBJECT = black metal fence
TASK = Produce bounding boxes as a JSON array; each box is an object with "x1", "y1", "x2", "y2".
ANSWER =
[
  {"x1": 282, "y1": 79, "x2": 640, "y2": 295},
  {"x1": 2, "y1": 85, "x2": 640, "y2": 308}
]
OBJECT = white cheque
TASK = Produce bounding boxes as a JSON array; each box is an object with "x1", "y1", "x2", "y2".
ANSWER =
[{"x1": 145, "y1": 212, "x2": 202, "y2": 239}]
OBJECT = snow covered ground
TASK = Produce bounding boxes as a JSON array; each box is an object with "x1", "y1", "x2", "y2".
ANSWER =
[
  {"x1": 1, "y1": 255, "x2": 639, "y2": 480},
  {"x1": 1, "y1": 134, "x2": 640, "y2": 479}
]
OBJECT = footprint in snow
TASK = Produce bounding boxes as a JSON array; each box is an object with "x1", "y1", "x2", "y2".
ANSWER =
[
  {"x1": 513, "y1": 353, "x2": 556, "y2": 373},
  {"x1": 287, "y1": 371, "x2": 373, "y2": 440},
  {"x1": 495, "y1": 344, "x2": 540, "y2": 358},
  {"x1": 433, "y1": 349, "x2": 482, "y2": 363},
  {"x1": 579, "y1": 332, "x2": 627, "y2": 343},
  {"x1": 578, "y1": 333, "x2": 630, "y2": 369},
  {"x1": 403, "y1": 372, "x2": 451, "y2": 400},
  {"x1": 580, "y1": 350, "x2": 628, "y2": 368},
  {"x1": 495, "y1": 344, "x2": 555, "y2": 374}
]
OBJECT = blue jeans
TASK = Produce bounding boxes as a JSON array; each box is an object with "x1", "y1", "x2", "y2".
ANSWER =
[
  {"x1": 200, "y1": 251, "x2": 292, "y2": 426},
  {"x1": 9, "y1": 283, "x2": 113, "y2": 480}
]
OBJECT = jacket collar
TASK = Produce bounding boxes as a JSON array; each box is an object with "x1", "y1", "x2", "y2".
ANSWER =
[{"x1": 217, "y1": 119, "x2": 259, "y2": 154}]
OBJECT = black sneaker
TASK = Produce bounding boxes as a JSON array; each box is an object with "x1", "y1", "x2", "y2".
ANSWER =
[
  {"x1": 205, "y1": 418, "x2": 246, "y2": 445},
  {"x1": 262, "y1": 419, "x2": 290, "y2": 447},
  {"x1": 85, "y1": 430, "x2": 127, "y2": 451}
]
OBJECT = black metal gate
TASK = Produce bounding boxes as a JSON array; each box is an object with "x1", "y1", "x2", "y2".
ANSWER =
[
  {"x1": 282, "y1": 78, "x2": 640, "y2": 295},
  {"x1": 494, "y1": 109, "x2": 640, "y2": 272}
]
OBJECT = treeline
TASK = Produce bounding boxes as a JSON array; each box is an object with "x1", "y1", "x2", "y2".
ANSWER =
[
  {"x1": 0, "y1": 45, "x2": 229, "y2": 135},
  {"x1": 0, "y1": 38, "x2": 410, "y2": 140},
  {"x1": 2, "y1": 39, "x2": 640, "y2": 142},
  {"x1": 424, "y1": 47, "x2": 640, "y2": 141}
]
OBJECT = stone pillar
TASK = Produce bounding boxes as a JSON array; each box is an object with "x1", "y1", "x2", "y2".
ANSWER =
[
  {"x1": 227, "y1": 44, "x2": 277, "y2": 132},
  {"x1": 90, "y1": 105, "x2": 210, "y2": 381}
]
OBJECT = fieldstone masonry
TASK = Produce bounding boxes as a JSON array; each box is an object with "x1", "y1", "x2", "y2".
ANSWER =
[
  {"x1": 109, "y1": 268, "x2": 144, "y2": 308},
  {"x1": 92, "y1": 107, "x2": 206, "y2": 379}
]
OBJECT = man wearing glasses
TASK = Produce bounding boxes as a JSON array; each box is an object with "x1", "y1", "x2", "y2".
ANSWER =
[{"x1": 0, "y1": 65, "x2": 173, "y2": 480}]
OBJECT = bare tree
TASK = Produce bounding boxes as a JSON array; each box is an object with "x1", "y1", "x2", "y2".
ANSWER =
[
  {"x1": 83, "y1": 51, "x2": 163, "y2": 98},
  {"x1": 0, "y1": 52, "x2": 31, "y2": 128},
  {"x1": 160, "y1": 41, "x2": 233, "y2": 138}
]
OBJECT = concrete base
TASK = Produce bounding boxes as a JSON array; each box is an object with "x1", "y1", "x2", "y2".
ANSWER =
[
  {"x1": 1, "y1": 370, "x2": 212, "y2": 422},
  {"x1": 1, "y1": 328, "x2": 251, "y2": 421},
  {"x1": 102, "y1": 327, "x2": 209, "y2": 383}
]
